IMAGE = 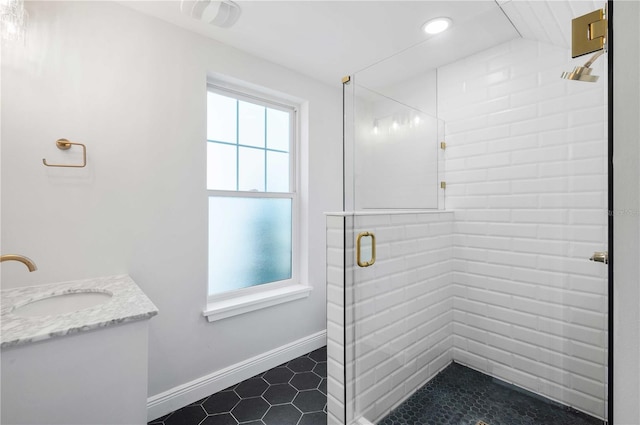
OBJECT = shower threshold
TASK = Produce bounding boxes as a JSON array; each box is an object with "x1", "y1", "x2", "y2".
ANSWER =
[{"x1": 372, "y1": 362, "x2": 605, "y2": 425}]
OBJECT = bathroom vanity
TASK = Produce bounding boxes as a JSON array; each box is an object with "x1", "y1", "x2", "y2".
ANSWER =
[{"x1": 0, "y1": 275, "x2": 158, "y2": 425}]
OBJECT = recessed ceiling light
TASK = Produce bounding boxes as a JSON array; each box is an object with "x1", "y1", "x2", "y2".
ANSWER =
[{"x1": 422, "y1": 17, "x2": 452, "y2": 35}]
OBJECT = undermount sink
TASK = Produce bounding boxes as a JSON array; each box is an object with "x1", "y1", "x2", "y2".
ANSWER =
[{"x1": 12, "y1": 291, "x2": 112, "y2": 317}]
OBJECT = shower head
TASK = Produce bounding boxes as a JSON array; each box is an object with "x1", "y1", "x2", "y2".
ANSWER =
[
  {"x1": 561, "y1": 50, "x2": 604, "y2": 82},
  {"x1": 561, "y1": 66, "x2": 598, "y2": 82}
]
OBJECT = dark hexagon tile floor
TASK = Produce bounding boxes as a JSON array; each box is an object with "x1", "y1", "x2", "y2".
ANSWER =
[
  {"x1": 148, "y1": 346, "x2": 327, "y2": 425},
  {"x1": 377, "y1": 362, "x2": 605, "y2": 425}
]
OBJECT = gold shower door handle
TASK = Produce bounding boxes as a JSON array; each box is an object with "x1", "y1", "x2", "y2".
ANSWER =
[
  {"x1": 356, "y1": 232, "x2": 376, "y2": 268},
  {"x1": 589, "y1": 251, "x2": 608, "y2": 264}
]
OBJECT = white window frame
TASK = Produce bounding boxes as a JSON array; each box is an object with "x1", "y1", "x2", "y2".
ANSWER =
[{"x1": 203, "y1": 81, "x2": 311, "y2": 322}]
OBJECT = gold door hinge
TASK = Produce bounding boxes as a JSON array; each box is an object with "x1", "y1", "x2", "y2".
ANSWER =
[
  {"x1": 440, "y1": 181, "x2": 447, "y2": 189},
  {"x1": 440, "y1": 142, "x2": 446, "y2": 150},
  {"x1": 342, "y1": 75, "x2": 351, "y2": 85},
  {"x1": 571, "y1": 8, "x2": 607, "y2": 58}
]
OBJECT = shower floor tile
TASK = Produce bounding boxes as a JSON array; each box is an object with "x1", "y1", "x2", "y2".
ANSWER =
[
  {"x1": 377, "y1": 362, "x2": 604, "y2": 425},
  {"x1": 148, "y1": 346, "x2": 327, "y2": 425}
]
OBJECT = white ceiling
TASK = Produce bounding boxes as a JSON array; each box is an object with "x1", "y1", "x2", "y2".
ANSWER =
[
  {"x1": 119, "y1": 0, "x2": 603, "y2": 88},
  {"x1": 501, "y1": 0, "x2": 602, "y2": 51}
]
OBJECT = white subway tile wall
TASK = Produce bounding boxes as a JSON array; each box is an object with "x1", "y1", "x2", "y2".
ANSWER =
[
  {"x1": 327, "y1": 212, "x2": 455, "y2": 424},
  {"x1": 327, "y1": 215, "x2": 346, "y2": 425},
  {"x1": 441, "y1": 38, "x2": 607, "y2": 418}
]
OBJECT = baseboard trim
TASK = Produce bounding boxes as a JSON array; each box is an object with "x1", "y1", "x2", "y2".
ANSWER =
[{"x1": 147, "y1": 330, "x2": 327, "y2": 421}]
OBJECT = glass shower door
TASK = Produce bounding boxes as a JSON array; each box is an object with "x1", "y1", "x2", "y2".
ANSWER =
[{"x1": 343, "y1": 74, "x2": 447, "y2": 425}]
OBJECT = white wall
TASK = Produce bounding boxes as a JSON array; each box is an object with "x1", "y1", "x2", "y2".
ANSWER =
[
  {"x1": 439, "y1": 38, "x2": 608, "y2": 418},
  {"x1": 613, "y1": 1, "x2": 640, "y2": 423},
  {"x1": 0, "y1": 0, "x2": 341, "y2": 417}
]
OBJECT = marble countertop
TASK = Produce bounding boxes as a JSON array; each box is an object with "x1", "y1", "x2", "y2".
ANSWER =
[{"x1": 1, "y1": 275, "x2": 158, "y2": 348}]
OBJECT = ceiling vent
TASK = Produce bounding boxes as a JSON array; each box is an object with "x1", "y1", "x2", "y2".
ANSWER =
[{"x1": 180, "y1": 0, "x2": 241, "y2": 28}]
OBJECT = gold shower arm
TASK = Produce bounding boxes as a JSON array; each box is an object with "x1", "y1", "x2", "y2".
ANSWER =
[
  {"x1": 43, "y1": 139, "x2": 87, "y2": 168},
  {"x1": 583, "y1": 50, "x2": 604, "y2": 68}
]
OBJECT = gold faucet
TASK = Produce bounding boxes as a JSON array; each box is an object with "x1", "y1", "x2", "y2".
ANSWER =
[{"x1": 0, "y1": 254, "x2": 38, "y2": 272}]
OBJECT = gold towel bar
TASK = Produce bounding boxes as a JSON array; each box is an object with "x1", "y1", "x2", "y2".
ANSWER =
[{"x1": 43, "y1": 139, "x2": 87, "y2": 168}]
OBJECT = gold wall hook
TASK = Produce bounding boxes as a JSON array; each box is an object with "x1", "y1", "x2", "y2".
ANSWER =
[{"x1": 43, "y1": 139, "x2": 87, "y2": 168}]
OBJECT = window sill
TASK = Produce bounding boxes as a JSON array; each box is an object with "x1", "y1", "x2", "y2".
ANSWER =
[{"x1": 203, "y1": 284, "x2": 313, "y2": 322}]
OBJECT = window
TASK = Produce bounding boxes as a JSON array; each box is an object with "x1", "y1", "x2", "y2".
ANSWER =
[{"x1": 205, "y1": 82, "x2": 309, "y2": 321}]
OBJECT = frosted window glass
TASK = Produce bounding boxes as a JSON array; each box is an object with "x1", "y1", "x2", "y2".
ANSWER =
[
  {"x1": 209, "y1": 197, "x2": 292, "y2": 295},
  {"x1": 266, "y1": 109, "x2": 290, "y2": 152},
  {"x1": 207, "y1": 142, "x2": 237, "y2": 191},
  {"x1": 207, "y1": 92, "x2": 237, "y2": 143},
  {"x1": 266, "y1": 151, "x2": 289, "y2": 192},
  {"x1": 239, "y1": 147, "x2": 265, "y2": 191},
  {"x1": 239, "y1": 101, "x2": 265, "y2": 148}
]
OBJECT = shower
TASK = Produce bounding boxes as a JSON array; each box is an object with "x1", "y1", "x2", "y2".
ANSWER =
[{"x1": 328, "y1": 1, "x2": 610, "y2": 425}]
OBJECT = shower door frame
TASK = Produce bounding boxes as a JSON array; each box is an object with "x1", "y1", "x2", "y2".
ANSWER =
[{"x1": 606, "y1": 1, "x2": 614, "y2": 423}]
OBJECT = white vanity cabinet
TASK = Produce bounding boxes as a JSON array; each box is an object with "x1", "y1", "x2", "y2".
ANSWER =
[{"x1": 1, "y1": 275, "x2": 158, "y2": 425}]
